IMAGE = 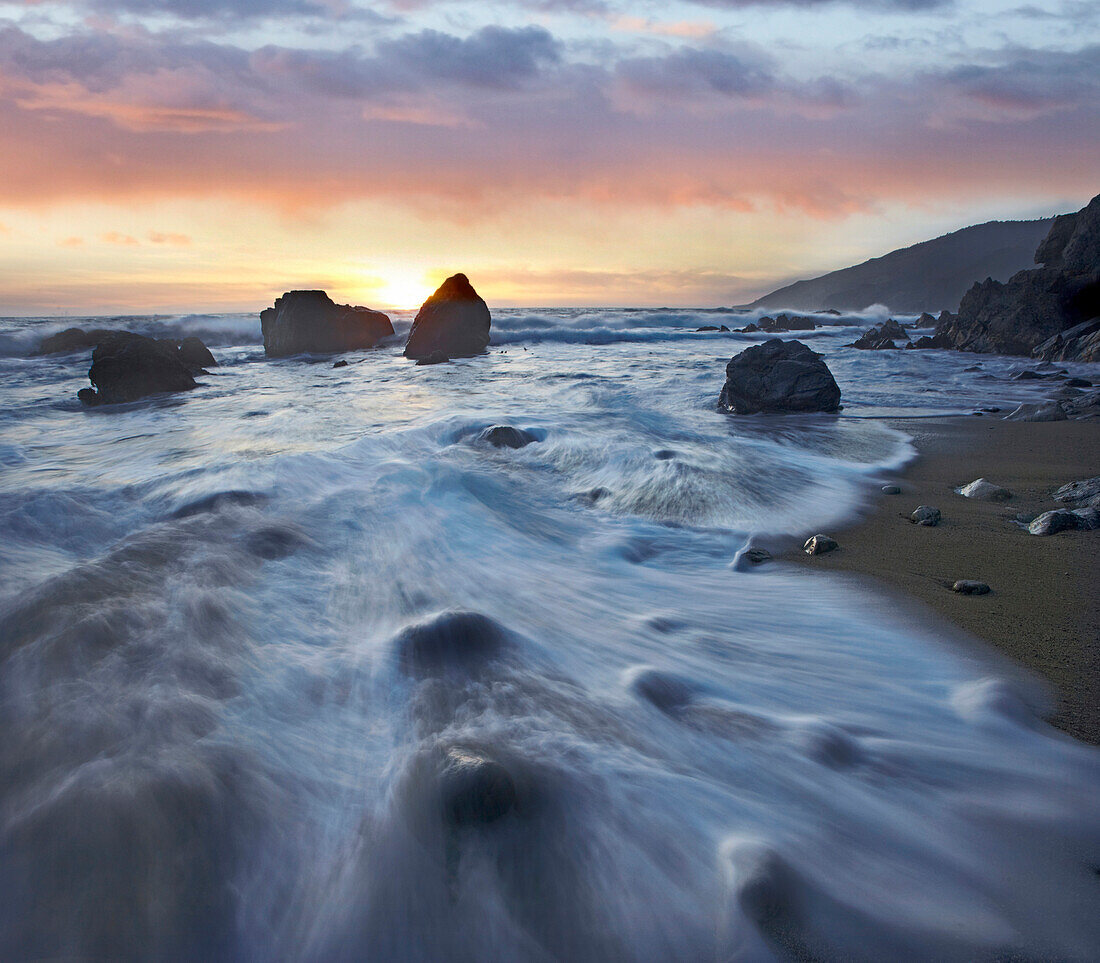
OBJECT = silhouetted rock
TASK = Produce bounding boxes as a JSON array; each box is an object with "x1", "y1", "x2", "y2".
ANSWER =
[
  {"x1": 260, "y1": 290, "x2": 393, "y2": 357},
  {"x1": 850, "y1": 318, "x2": 910, "y2": 349},
  {"x1": 935, "y1": 194, "x2": 1100, "y2": 358},
  {"x1": 393, "y1": 610, "x2": 509, "y2": 678},
  {"x1": 415, "y1": 350, "x2": 450, "y2": 366},
  {"x1": 34, "y1": 327, "x2": 113, "y2": 355},
  {"x1": 404, "y1": 273, "x2": 491, "y2": 360},
  {"x1": 332, "y1": 359, "x2": 348, "y2": 368},
  {"x1": 718, "y1": 339, "x2": 841, "y2": 414},
  {"x1": 759, "y1": 313, "x2": 815, "y2": 333},
  {"x1": 906, "y1": 334, "x2": 951, "y2": 349},
  {"x1": 179, "y1": 337, "x2": 217, "y2": 369},
  {"x1": 439, "y1": 747, "x2": 517, "y2": 827},
  {"x1": 738, "y1": 323, "x2": 760, "y2": 333},
  {"x1": 479, "y1": 425, "x2": 536, "y2": 449},
  {"x1": 79, "y1": 332, "x2": 197, "y2": 406},
  {"x1": 916, "y1": 312, "x2": 936, "y2": 326}
]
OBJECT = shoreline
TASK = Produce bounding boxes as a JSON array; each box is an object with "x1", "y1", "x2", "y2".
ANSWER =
[{"x1": 792, "y1": 416, "x2": 1100, "y2": 744}]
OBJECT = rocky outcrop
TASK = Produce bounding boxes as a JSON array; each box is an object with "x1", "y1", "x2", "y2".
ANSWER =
[
  {"x1": 178, "y1": 337, "x2": 217, "y2": 369},
  {"x1": 905, "y1": 334, "x2": 951, "y2": 350},
  {"x1": 758, "y1": 313, "x2": 816, "y2": 333},
  {"x1": 1028, "y1": 508, "x2": 1100, "y2": 536},
  {"x1": 79, "y1": 332, "x2": 198, "y2": 406},
  {"x1": 34, "y1": 327, "x2": 114, "y2": 355},
  {"x1": 934, "y1": 194, "x2": 1100, "y2": 359},
  {"x1": 849, "y1": 318, "x2": 909, "y2": 350},
  {"x1": 718, "y1": 339, "x2": 841, "y2": 414},
  {"x1": 404, "y1": 274, "x2": 491, "y2": 361},
  {"x1": 479, "y1": 426, "x2": 536, "y2": 449},
  {"x1": 260, "y1": 290, "x2": 393, "y2": 357},
  {"x1": 1004, "y1": 388, "x2": 1100, "y2": 421}
]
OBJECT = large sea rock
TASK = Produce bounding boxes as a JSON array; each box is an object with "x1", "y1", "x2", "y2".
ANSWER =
[
  {"x1": 34, "y1": 327, "x2": 114, "y2": 356},
  {"x1": 404, "y1": 274, "x2": 491, "y2": 361},
  {"x1": 260, "y1": 290, "x2": 393, "y2": 358},
  {"x1": 718, "y1": 339, "x2": 841, "y2": 414},
  {"x1": 935, "y1": 193, "x2": 1100, "y2": 358},
  {"x1": 79, "y1": 333, "x2": 198, "y2": 406}
]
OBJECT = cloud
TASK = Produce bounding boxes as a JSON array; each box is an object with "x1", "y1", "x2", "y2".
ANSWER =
[
  {"x1": 101, "y1": 231, "x2": 139, "y2": 244},
  {"x1": 616, "y1": 47, "x2": 779, "y2": 99},
  {"x1": 57, "y1": 236, "x2": 84, "y2": 246},
  {"x1": 148, "y1": 231, "x2": 192, "y2": 244}
]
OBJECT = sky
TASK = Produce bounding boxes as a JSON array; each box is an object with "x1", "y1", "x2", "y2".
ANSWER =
[{"x1": 0, "y1": 0, "x2": 1096, "y2": 313}]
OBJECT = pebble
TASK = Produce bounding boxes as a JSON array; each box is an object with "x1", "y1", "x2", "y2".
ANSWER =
[
  {"x1": 952, "y1": 580, "x2": 990, "y2": 595},
  {"x1": 803, "y1": 534, "x2": 838, "y2": 556},
  {"x1": 910, "y1": 506, "x2": 941, "y2": 526}
]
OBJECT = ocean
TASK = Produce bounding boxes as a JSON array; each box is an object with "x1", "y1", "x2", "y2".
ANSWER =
[{"x1": 1, "y1": 307, "x2": 1098, "y2": 960}]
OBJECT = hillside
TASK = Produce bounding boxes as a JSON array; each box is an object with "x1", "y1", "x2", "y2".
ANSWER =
[{"x1": 749, "y1": 217, "x2": 1057, "y2": 314}]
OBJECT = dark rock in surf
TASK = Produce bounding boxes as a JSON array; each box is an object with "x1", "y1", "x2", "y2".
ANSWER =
[
  {"x1": 906, "y1": 333, "x2": 951, "y2": 350},
  {"x1": 439, "y1": 747, "x2": 517, "y2": 827},
  {"x1": 178, "y1": 336, "x2": 217, "y2": 370},
  {"x1": 35, "y1": 326, "x2": 113, "y2": 355},
  {"x1": 260, "y1": 290, "x2": 393, "y2": 357},
  {"x1": 759, "y1": 313, "x2": 816, "y2": 333},
  {"x1": 479, "y1": 425, "x2": 536, "y2": 449},
  {"x1": 79, "y1": 332, "x2": 197, "y2": 406},
  {"x1": 415, "y1": 350, "x2": 450, "y2": 366},
  {"x1": 850, "y1": 318, "x2": 909, "y2": 350},
  {"x1": 627, "y1": 667, "x2": 694, "y2": 713},
  {"x1": 718, "y1": 339, "x2": 841, "y2": 415},
  {"x1": 738, "y1": 323, "x2": 760, "y2": 333},
  {"x1": 332, "y1": 359, "x2": 348, "y2": 368},
  {"x1": 393, "y1": 610, "x2": 509, "y2": 678},
  {"x1": 404, "y1": 273, "x2": 491, "y2": 361}
]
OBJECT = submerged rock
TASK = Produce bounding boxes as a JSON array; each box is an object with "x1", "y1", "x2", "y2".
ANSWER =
[
  {"x1": 956, "y1": 478, "x2": 1013, "y2": 501},
  {"x1": 393, "y1": 610, "x2": 509, "y2": 678},
  {"x1": 404, "y1": 273, "x2": 491, "y2": 361},
  {"x1": 439, "y1": 747, "x2": 516, "y2": 827},
  {"x1": 79, "y1": 332, "x2": 197, "y2": 406},
  {"x1": 803, "y1": 534, "x2": 838, "y2": 555},
  {"x1": 910, "y1": 506, "x2": 941, "y2": 526},
  {"x1": 952, "y1": 580, "x2": 991, "y2": 595},
  {"x1": 627, "y1": 667, "x2": 695, "y2": 713},
  {"x1": 479, "y1": 425, "x2": 536, "y2": 449},
  {"x1": 718, "y1": 339, "x2": 841, "y2": 414},
  {"x1": 260, "y1": 290, "x2": 393, "y2": 357}
]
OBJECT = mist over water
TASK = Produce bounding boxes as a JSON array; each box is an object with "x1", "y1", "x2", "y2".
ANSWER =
[{"x1": 1, "y1": 309, "x2": 1098, "y2": 960}]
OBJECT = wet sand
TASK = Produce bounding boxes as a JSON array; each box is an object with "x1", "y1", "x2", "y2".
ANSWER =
[{"x1": 793, "y1": 417, "x2": 1100, "y2": 743}]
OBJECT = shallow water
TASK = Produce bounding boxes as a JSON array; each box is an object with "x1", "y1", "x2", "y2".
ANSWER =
[{"x1": 1, "y1": 309, "x2": 1098, "y2": 961}]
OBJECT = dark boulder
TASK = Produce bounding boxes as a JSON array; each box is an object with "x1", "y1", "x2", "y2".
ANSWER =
[
  {"x1": 439, "y1": 747, "x2": 517, "y2": 827},
  {"x1": 916, "y1": 312, "x2": 937, "y2": 327},
  {"x1": 415, "y1": 350, "x2": 450, "y2": 366},
  {"x1": 906, "y1": 333, "x2": 950, "y2": 349},
  {"x1": 393, "y1": 610, "x2": 510, "y2": 678},
  {"x1": 718, "y1": 339, "x2": 841, "y2": 414},
  {"x1": 759, "y1": 313, "x2": 816, "y2": 333},
  {"x1": 79, "y1": 333, "x2": 197, "y2": 406},
  {"x1": 404, "y1": 273, "x2": 491, "y2": 361},
  {"x1": 34, "y1": 326, "x2": 113, "y2": 355},
  {"x1": 179, "y1": 336, "x2": 217, "y2": 369},
  {"x1": 479, "y1": 425, "x2": 536, "y2": 449},
  {"x1": 850, "y1": 318, "x2": 910, "y2": 349},
  {"x1": 935, "y1": 193, "x2": 1100, "y2": 358},
  {"x1": 738, "y1": 323, "x2": 760, "y2": 333},
  {"x1": 260, "y1": 290, "x2": 393, "y2": 357}
]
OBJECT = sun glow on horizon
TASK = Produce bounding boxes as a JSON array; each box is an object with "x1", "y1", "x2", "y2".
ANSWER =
[{"x1": 371, "y1": 271, "x2": 435, "y2": 311}]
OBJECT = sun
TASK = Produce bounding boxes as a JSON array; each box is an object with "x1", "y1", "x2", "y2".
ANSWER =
[{"x1": 375, "y1": 271, "x2": 433, "y2": 310}]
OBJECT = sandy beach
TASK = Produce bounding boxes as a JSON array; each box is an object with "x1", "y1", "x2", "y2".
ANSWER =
[{"x1": 794, "y1": 416, "x2": 1100, "y2": 743}]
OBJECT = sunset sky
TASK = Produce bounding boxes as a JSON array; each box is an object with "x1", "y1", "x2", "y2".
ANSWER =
[{"x1": 0, "y1": 0, "x2": 1096, "y2": 314}]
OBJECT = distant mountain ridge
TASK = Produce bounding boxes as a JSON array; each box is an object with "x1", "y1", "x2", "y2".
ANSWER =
[{"x1": 749, "y1": 217, "x2": 1057, "y2": 314}]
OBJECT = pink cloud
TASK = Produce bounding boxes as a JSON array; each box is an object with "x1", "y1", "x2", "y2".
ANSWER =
[
  {"x1": 101, "y1": 231, "x2": 139, "y2": 245},
  {"x1": 147, "y1": 231, "x2": 192, "y2": 245},
  {"x1": 57, "y1": 236, "x2": 84, "y2": 247}
]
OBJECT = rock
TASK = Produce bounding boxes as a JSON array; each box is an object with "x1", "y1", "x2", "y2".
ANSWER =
[
  {"x1": 76, "y1": 387, "x2": 99, "y2": 406},
  {"x1": 697, "y1": 325, "x2": 723, "y2": 332},
  {"x1": 955, "y1": 478, "x2": 1013, "y2": 501},
  {"x1": 260, "y1": 290, "x2": 393, "y2": 357},
  {"x1": 910, "y1": 506, "x2": 941, "y2": 526},
  {"x1": 905, "y1": 334, "x2": 951, "y2": 350},
  {"x1": 627, "y1": 667, "x2": 694, "y2": 713},
  {"x1": 332, "y1": 359, "x2": 348, "y2": 368},
  {"x1": 718, "y1": 339, "x2": 841, "y2": 414},
  {"x1": 479, "y1": 425, "x2": 536, "y2": 449},
  {"x1": 415, "y1": 350, "x2": 450, "y2": 366},
  {"x1": 1053, "y1": 475, "x2": 1100, "y2": 508},
  {"x1": 731, "y1": 546, "x2": 772, "y2": 569},
  {"x1": 917, "y1": 312, "x2": 937, "y2": 327},
  {"x1": 1003, "y1": 401, "x2": 1068, "y2": 422},
  {"x1": 738, "y1": 323, "x2": 760, "y2": 333},
  {"x1": 653, "y1": 449, "x2": 676, "y2": 460},
  {"x1": 79, "y1": 332, "x2": 197, "y2": 406},
  {"x1": 1060, "y1": 388, "x2": 1100, "y2": 419},
  {"x1": 178, "y1": 336, "x2": 217, "y2": 369},
  {"x1": 1012, "y1": 369, "x2": 1049, "y2": 380},
  {"x1": 439, "y1": 747, "x2": 516, "y2": 826},
  {"x1": 1065, "y1": 377, "x2": 1093, "y2": 388},
  {"x1": 1028, "y1": 509, "x2": 1100, "y2": 535},
  {"x1": 935, "y1": 193, "x2": 1100, "y2": 358},
  {"x1": 404, "y1": 273, "x2": 491, "y2": 360},
  {"x1": 851, "y1": 318, "x2": 911, "y2": 350},
  {"x1": 952, "y1": 580, "x2": 990, "y2": 595},
  {"x1": 881, "y1": 485, "x2": 901, "y2": 494},
  {"x1": 803, "y1": 534, "x2": 838, "y2": 555},
  {"x1": 393, "y1": 610, "x2": 509, "y2": 678},
  {"x1": 720, "y1": 324, "x2": 731, "y2": 332},
  {"x1": 34, "y1": 326, "x2": 114, "y2": 355}
]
